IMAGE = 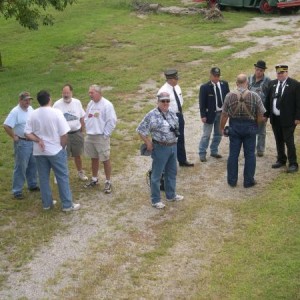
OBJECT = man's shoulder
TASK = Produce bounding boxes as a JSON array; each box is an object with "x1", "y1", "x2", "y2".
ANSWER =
[
  {"x1": 220, "y1": 80, "x2": 229, "y2": 85},
  {"x1": 72, "y1": 97, "x2": 83, "y2": 104},
  {"x1": 101, "y1": 97, "x2": 114, "y2": 106},
  {"x1": 53, "y1": 98, "x2": 63, "y2": 107},
  {"x1": 287, "y1": 77, "x2": 298, "y2": 85},
  {"x1": 200, "y1": 81, "x2": 212, "y2": 89},
  {"x1": 158, "y1": 82, "x2": 170, "y2": 93}
]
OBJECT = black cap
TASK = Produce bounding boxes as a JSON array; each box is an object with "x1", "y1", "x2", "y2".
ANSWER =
[
  {"x1": 254, "y1": 60, "x2": 267, "y2": 69},
  {"x1": 164, "y1": 69, "x2": 178, "y2": 79},
  {"x1": 210, "y1": 67, "x2": 221, "y2": 76}
]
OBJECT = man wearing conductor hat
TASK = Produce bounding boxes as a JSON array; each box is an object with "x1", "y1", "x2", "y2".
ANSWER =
[
  {"x1": 248, "y1": 60, "x2": 271, "y2": 157},
  {"x1": 265, "y1": 64, "x2": 300, "y2": 173},
  {"x1": 157, "y1": 69, "x2": 194, "y2": 167}
]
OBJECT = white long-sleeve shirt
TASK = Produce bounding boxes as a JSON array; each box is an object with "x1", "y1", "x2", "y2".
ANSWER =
[{"x1": 84, "y1": 97, "x2": 117, "y2": 137}]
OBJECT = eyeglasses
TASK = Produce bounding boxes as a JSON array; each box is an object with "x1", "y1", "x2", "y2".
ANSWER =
[{"x1": 159, "y1": 100, "x2": 170, "y2": 103}]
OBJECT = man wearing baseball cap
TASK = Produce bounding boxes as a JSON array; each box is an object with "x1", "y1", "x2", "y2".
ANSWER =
[
  {"x1": 199, "y1": 67, "x2": 230, "y2": 162},
  {"x1": 136, "y1": 92, "x2": 184, "y2": 209},
  {"x1": 3, "y1": 91, "x2": 39, "y2": 199},
  {"x1": 265, "y1": 64, "x2": 300, "y2": 173}
]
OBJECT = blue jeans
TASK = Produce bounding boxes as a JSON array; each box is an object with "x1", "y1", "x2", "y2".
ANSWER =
[
  {"x1": 151, "y1": 144, "x2": 177, "y2": 204},
  {"x1": 256, "y1": 122, "x2": 266, "y2": 153},
  {"x1": 199, "y1": 112, "x2": 222, "y2": 157},
  {"x1": 227, "y1": 119, "x2": 257, "y2": 187},
  {"x1": 12, "y1": 140, "x2": 38, "y2": 196},
  {"x1": 35, "y1": 149, "x2": 73, "y2": 209}
]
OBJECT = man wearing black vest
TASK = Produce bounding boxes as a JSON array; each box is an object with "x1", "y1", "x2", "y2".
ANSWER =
[
  {"x1": 265, "y1": 64, "x2": 300, "y2": 173},
  {"x1": 157, "y1": 69, "x2": 194, "y2": 167}
]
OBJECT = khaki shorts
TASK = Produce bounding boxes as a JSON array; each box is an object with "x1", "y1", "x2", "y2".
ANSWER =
[
  {"x1": 67, "y1": 130, "x2": 84, "y2": 157},
  {"x1": 84, "y1": 134, "x2": 110, "y2": 161}
]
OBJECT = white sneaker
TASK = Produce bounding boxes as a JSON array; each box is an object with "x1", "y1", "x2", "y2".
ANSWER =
[
  {"x1": 62, "y1": 203, "x2": 81, "y2": 212},
  {"x1": 84, "y1": 179, "x2": 98, "y2": 188},
  {"x1": 152, "y1": 202, "x2": 165, "y2": 209},
  {"x1": 104, "y1": 181, "x2": 112, "y2": 194},
  {"x1": 167, "y1": 194, "x2": 184, "y2": 202},
  {"x1": 78, "y1": 171, "x2": 88, "y2": 181},
  {"x1": 44, "y1": 200, "x2": 57, "y2": 210}
]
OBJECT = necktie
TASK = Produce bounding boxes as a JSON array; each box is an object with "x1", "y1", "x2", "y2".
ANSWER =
[
  {"x1": 276, "y1": 81, "x2": 283, "y2": 109},
  {"x1": 173, "y1": 87, "x2": 182, "y2": 113},
  {"x1": 215, "y1": 84, "x2": 223, "y2": 108}
]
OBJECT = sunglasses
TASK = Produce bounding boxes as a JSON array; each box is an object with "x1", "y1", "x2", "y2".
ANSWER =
[{"x1": 159, "y1": 99, "x2": 170, "y2": 103}]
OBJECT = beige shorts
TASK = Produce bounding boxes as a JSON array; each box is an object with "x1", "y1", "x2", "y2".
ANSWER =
[
  {"x1": 67, "y1": 130, "x2": 84, "y2": 157},
  {"x1": 84, "y1": 134, "x2": 110, "y2": 161}
]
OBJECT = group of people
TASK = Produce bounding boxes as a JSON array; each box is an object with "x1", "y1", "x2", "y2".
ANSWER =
[
  {"x1": 138, "y1": 62, "x2": 300, "y2": 208},
  {"x1": 3, "y1": 84, "x2": 117, "y2": 211},
  {"x1": 4, "y1": 63, "x2": 299, "y2": 211}
]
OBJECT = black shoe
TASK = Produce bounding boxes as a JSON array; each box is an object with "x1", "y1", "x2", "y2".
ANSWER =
[
  {"x1": 211, "y1": 153, "x2": 222, "y2": 159},
  {"x1": 257, "y1": 152, "x2": 264, "y2": 157},
  {"x1": 179, "y1": 161, "x2": 194, "y2": 167},
  {"x1": 287, "y1": 165, "x2": 298, "y2": 173},
  {"x1": 244, "y1": 180, "x2": 257, "y2": 188},
  {"x1": 29, "y1": 186, "x2": 40, "y2": 192},
  {"x1": 228, "y1": 183, "x2": 237, "y2": 188},
  {"x1": 14, "y1": 194, "x2": 24, "y2": 200},
  {"x1": 200, "y1": 157, "x2": 207, "y2": 162},
  {"x1": 272, "y1": 162, "x2": 286, "y2": 169}
]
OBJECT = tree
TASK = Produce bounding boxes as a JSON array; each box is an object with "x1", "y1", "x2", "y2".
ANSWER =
[{"x1": 0, "y1": 0, "x2": 75, "y2": 69}]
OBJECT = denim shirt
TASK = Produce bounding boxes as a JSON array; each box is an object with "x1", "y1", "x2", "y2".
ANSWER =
[{"x1": 136, "y1": 108, "x2": 178, "y2": 143}]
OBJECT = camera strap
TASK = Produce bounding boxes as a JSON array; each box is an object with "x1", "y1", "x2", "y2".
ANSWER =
[
  {"x1": 157, "y1": 107, "x2": 172, "y2": 125},
  {"x1": 157, "y1": 107, "x2": 177, "y2": 136}
]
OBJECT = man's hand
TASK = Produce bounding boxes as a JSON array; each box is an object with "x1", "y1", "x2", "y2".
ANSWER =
[{"x1": 201, "y1": 117, "x2": 207, "y2": 123}]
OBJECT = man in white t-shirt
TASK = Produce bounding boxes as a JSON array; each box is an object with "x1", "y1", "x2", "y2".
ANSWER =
[
  {"x1": 84, "y1": 84, "x2": 117, "y2": 194},
  {"x1": 53, "y1": 84, "x2": 88, "y2": 181},
  {"x1": 25, "y1": 90, "x2": 80, "y2": 212}
]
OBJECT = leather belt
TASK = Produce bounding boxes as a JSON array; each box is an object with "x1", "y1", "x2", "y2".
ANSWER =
[
  {"x1": 18, "y1": 136, "x2": 30, "y2": 141},
  {"x1": 68, "y1": 129, "x2": 81, "y2": 134},
  {"x1": 152, "y1": 139, "x2": 177, "y2": 146}
]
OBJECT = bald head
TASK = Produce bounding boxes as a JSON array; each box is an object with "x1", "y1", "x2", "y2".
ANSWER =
[{"x1": 236, "y1": 74, "x2": 248, "y2": 88}]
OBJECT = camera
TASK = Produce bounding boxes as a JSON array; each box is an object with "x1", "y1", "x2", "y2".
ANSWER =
[
  {"x1": 170, "y1": 126, "x2": 180, "y2": 137},
  {"x1": 223, "y1": 126, "x2": 230, "y2": 137}
]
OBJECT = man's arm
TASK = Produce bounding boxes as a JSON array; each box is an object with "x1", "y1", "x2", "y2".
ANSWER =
[
  {"x1": 220, "y1": 112, "x2": 229, "y2": 135},
  {"x1": 199, "y1": 84, "x2": 207, "y2": 122},
  {"x1": 139, "y1": 133, "x2": 153, "y2": 152},
  {"x1": 60, "y1": 134, "x2": 68, "y2": 149},
  {"x1": 3, "y1": 124, "x2": 19, "y2": 141},
  {"x1": 25, "y1": 132, "x2": 45, "y2": 151}
]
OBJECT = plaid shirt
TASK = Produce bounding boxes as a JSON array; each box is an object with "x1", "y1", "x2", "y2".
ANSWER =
[{"x1": 222, "y1": 88, "x2": 266, "y2": 120}]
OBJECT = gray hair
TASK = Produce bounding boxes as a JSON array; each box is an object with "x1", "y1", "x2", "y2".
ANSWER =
[{"x1": 89, "y1": 84, "x2": 102, "y2": 93}]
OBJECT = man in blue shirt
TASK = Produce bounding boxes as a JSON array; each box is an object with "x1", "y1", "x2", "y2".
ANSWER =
[{"x1": 3, "y1": 92, "x2": 39, "y2": 199}]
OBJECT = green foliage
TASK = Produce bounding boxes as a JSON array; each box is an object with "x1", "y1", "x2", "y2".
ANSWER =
[{"x1": 0, "y1": 0, "x2": 75, "y2": 30}]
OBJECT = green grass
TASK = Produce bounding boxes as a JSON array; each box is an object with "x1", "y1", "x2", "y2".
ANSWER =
[
  {"x1": 249, "y1": 29, "x2": 293, "y2": 37},
  {"x1": 0, "y1": 0, "x2": 300, "y2": 297},
  {"x1": 201, "y1": 171, "x2": 300, "y2": 299}
]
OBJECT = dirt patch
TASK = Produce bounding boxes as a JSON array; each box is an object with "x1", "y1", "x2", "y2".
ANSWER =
[{"x1": 1, "y1": 14, "x2": 300, "y2": 299}]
